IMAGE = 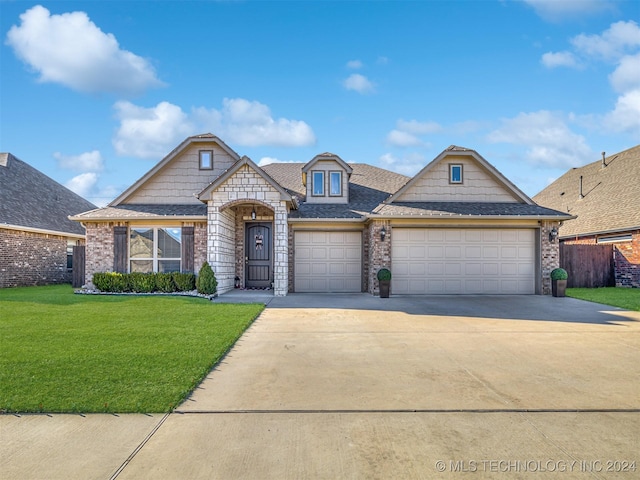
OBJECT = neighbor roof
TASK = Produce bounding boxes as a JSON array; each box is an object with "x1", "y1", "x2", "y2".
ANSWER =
[
  {"x1": 533, "y1": 145, "x2": 640, "y2": 238},
  {"x1": 0, "y1": 153, "x2": 97, "y2": 236}
]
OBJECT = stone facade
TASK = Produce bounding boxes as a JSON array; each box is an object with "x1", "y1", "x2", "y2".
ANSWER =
[
  {"x1": 206, "y1": 165, "x2": 289, "y2": 296},
  {"x1": 0, "y1": 228, "x2": 75, "y2": 287},
  {"x1": 562, "y1": 230, "x2": 639, "y2": 288}
]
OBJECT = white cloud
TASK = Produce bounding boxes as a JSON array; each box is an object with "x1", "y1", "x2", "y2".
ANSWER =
[
  {"x1": 603, "y1": 88, "x2": 640, "y2": 135},
  {"x1": 5, "y1": 5, "x2": 163, "y2": 95},
  {"x1": 113, "y1": 101, "x2": 194, "y2": 158},
  {"x1": 346, "y1": 60, "x2": 363, "y2": 69},
  {"x1": 376, "y1": 56, "x2": 389, "y2": 65},
  {"x1": 65, "y1": 172, "x2": 98, "y2": 198},
  {"x1": 396, "y1": 119, "x2": 442, "y2": 135},
  {"x1": 386, "y1": 130, "x2": 423, "y2": 148},
  {"x1": 609, "y1": 53, "x2": 640, "y2": 93},
  {"x1": 571, "y1": 20, "x2": 640, "y2": 61},
  {"x1": 522, "y1": 0, "x2": 615, "y2": 22},
  {"x1": 114, "y1": 98, "x2": 316, "y2": 158},
  {"x1": 487, "y1": 110, "x2": 592, "y2": 168},
  {"x1": 343, "y1": 73, "x2": 375, "y2": 94},
  {"x1": 541, "y1": 51, "x2": 582, "y2": 68},
  {"x1": 54, "y1": 150, "x2": 103, "y2": 172},
  {"x1": 379, "y1": 152, "x2": 425, "y2": 176}
]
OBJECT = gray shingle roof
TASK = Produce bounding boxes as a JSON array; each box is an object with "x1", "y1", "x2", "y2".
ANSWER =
[
  {"x1": 0, "y1": 153, "x2": 97, "y2": 235},
  {"x1": 533, "y1": 145, "x2": 640, "y2": 237},
  {"x1": 70, "y1": 204, "x2": 207, "y2": 220},
  {"x1": 375, "y1": 202, "x2": 570, "y2": 218}
]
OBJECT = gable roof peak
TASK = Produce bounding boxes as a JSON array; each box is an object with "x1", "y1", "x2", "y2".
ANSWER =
[
  {"x1": 446, "y1": 145, "x2": 474, "y2": 152},
  {"x1": 302, "y1": 152, "x2": 353, "y2": 175}
]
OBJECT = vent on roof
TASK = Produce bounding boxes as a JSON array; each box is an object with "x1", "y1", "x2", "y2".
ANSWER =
[
  {"x1": 602, "y1": 151, "x2": 606, "y2": 168},
  {"x1": 579, "y1": 175, "x2": 584, "y2": 199}
]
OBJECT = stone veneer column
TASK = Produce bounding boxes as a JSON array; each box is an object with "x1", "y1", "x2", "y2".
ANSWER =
[
  {"x1": 540, "y1": 220, "x2": 561, "y2": 295},
  {"x1": 272, "y1": 203, "x2": 288, "y2": 296},
  {"x1": 368, "y1": 220, "x2": 391, "y2": 295}
]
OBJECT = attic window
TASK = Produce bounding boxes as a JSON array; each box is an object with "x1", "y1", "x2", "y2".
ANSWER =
[
  {"x1": 329, "y1": 171, "x2": 342, "y2": 196},
  {"x1": 199, "y1": 150, "x2": 213, "y2": 170},
  {"x1": 449, "y1": 164, "x2": 463, "y2": 184},
  {"x1": 312, "y1": 171, "x2": 325, "y2": 196}
]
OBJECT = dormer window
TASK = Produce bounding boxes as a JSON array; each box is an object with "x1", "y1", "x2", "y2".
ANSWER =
[
  {"x1": 312, "y1": 171, "x2": 325, "y2": 196},
  {"x1": 330, "y1": 171, "x2": 342, "y2": 196},
  {"x1": 199, "y1": 150, "x2": 213, "y2": 170},
  {"x1": 449, "y1": 164, "x2": 463, "y2": 184}
]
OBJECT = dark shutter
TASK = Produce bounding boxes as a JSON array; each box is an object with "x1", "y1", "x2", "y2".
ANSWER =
[
  {"x1": 113, "y1": 226, "x2": 128, "y2": 273},
  {"x1": 182, "y1": 226, "x2": 195, "y2": 273},
  {"x1": 72, "y1": 245, "x2": 85, "y2": 287}
]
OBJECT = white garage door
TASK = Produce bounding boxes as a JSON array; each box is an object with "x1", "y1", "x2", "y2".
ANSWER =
[
  {"x1": 295, "y1": 231, "x2": 362, "y2": 292},
  {"x1": 392, "y1": 228, "x2": 535, "y2": 294}
]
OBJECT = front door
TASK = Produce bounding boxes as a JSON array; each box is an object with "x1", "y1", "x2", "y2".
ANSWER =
[{"x1": 245, "y1": 222, "x2": 272, "y2": 288}]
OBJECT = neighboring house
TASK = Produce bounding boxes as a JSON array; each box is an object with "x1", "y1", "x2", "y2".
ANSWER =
[
  {"x1": 534, "y1": 145, "x2": 640, "y2": 288},
  {"x1": 70, "y1": 134, "x2": 570, "y2": 296},
  {"x1": 0, "y1": 153, "x2": 97, "y2": 288}
]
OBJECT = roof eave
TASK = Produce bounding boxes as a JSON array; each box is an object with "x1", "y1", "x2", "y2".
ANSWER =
[
  {"x1": 1, "y1": 222, "x2": 85, "y2": 238},
  {"x1": 69, "y1": 214, "x2": 207, "y2": 222},
  {"x1": 560, "y1": 224, "x2": 640, "y2": 240}
]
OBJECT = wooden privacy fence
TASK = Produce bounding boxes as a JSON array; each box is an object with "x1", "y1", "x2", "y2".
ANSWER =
[
  {"x1": 560, "y1": 243, "x2": 614, "y2": 288},
  {"x1": 72, "y1": 245, "x2": 85, "y2": 288}
]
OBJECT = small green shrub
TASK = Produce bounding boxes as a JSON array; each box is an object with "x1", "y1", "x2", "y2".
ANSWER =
[
  {"x1": 550, "y1": 268, "x2": 568, "y2": 281},
  {"x1": 129, "y1": 273, "x2": 156, "y2": 293},
  {"x1": 93, "y1": 272, "x2": 128, "y2": 293},
  {"x1": 156, "y1": 273, "x2": 176, "y2": 293},
  {"x1": 173, "y1": 272, "x2": 196, "y2": 291},
  {"x1": 196, "y1": 262, "x2": 217, "y2": 295},
  {"x1": 377, "y1": 268, "x2": 392, "y2": 282}
]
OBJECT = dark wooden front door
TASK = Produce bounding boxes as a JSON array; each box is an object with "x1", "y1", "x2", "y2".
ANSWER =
[{"x1": 245, "y1": 223, "x2": 272, "y2": 288}]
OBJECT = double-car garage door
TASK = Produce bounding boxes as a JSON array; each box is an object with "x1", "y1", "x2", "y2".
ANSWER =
[
  {"x1": 392, "y1": 228, "x2": 536, "y2": 294},
  {"x1": 294, "y1": 228, "x2": 536, "y2": 294},
  {"x1": 294, "y1": 231, "x2": 362, "y2": 292}
]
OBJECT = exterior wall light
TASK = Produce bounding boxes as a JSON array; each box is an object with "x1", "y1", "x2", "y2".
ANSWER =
[
  {"x1": 380, "y1": 226, "x2": 387, "y2": 242},
  {"x1": 251, "y1": 207, "x2": 256, "y2": 220},
  {"x1": 549, "y1": 227, "x2": 558, "y2": 242}
]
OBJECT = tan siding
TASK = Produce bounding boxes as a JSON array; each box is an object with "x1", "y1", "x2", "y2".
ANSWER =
[
  {"x1": 305, "y1": 160, "x2": 349, "y2": 204},
  {"x1": 125, "y1": 143, "x2": 237, "y2": 204},
  {"x1": 395, "y1": 156, "x2": 519, "y2": 203}
]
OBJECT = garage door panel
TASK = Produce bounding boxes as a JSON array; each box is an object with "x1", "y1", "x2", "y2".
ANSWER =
[
  {"x1": 392, "y1": 228, "x2": 535, "y2": 294},
  {"x1": 295, "y1": 231, "x2": 362, "y2": 293}
]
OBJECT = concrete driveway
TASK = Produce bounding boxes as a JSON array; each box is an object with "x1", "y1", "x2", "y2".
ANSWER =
[{"x1": 2, "y1": 295, "x2": 639, "y2": 479}]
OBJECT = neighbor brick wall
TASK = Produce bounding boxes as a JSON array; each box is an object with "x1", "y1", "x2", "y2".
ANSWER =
[
  {"x1": 562, "y1": 230, "x2": 639, "y2": 288},
  {"x1": 540, "y1": 221, "x2": 561, "y2": 295},
  {"x1": 0, "y1": 228, "x2": 72, "y2": 287}
]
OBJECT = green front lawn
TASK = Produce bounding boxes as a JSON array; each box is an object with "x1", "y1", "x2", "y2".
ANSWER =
[
  {"x1": 0, "y1": 285, "x2": 264, "y2": 413},
  {"x1": 567, "y1": 287, "x2": 640, "y2": 311}
]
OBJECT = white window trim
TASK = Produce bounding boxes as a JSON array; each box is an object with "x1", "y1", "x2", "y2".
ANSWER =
[
  {"x1": 329, "y1": 171, "x2": 342, "y2": 196},
  {"x1": 312, "y1": 171, "x2": 325, "y2": 196},
  {"x1": 199, "y1": 150, "x2": 213, "y2": 170},
  {"x1": 129, "y1": 227, "x2": 182, "y2": 273},
  {"x1": 449, "y1": 164, "x2": 463, "y2": 184}
]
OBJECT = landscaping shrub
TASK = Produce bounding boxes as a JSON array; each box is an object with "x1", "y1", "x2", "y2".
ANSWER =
[
  {"x1": 196, "y1": 262, "x2": 217, "y2": 295},
  {"x1": 550, "y1": 268, "x2": 568, "y2": 280},
  {"x1": 156, "y1": 273, "x2": 176, "y2": 293},
  {"x1": 93, "y1": 272, "x2": 128, "y2": 293},
  {"x1": 173, "y1": 272, "x2": 196, "y2": 291},
  {"x1": 129, "y1": 273, "x2": 156, "y2": 293}
]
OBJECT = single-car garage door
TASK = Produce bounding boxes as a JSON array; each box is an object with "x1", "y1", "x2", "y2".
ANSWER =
[
  {"x1": 392, "y1": 228, "x2": 535, "y2": 294},
  {"x1": 295, "y1": 231, "x2": 362, "y2": 292}
]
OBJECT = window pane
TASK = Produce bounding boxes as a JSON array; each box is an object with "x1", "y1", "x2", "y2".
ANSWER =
[
  {"x1": 130, "y1": 228, "x2": 154, "y2": 258},
  {"x1": 131, "y1": 260, "x2": 153, "y2": 273},
  {"x1": 158, "y1": 260, "x2": 181, "y2": 273},
  {"x1": 451, "y1": 165, "x2": 462, "y2": 183},
  {"x1": 158, "y1": 228, "x2": 181, "y2": 258},
  {"x1": 330, "y1": 172, "x2": 341, "y2": 195},
  {"x1": 200, "y1": 151, "x2": 212, "y2": 169},
  {"x1": 313, "y1": 172, "x2": 324, "y2": 195}
]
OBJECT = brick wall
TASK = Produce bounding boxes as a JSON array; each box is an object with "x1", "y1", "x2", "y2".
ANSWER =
[
  {"x1": 540, "y1": 221, "x2": 561, "y2": 295},
  {"x1": 367, "y1": 220, "x2": 391, "y2": 295},
  {"x1": 564, "y1": 230, "x2": 639, "y2": 288},
  {"x1": 0, "y1": 228, "x2": 72, "y2": 287},
  {"x1": 84, "y1": 222, "x2": 121, "y2": 286}
]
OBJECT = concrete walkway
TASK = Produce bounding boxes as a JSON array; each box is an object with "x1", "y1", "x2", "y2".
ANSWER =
[{"x1": 2, "y1": 295, "x2": 639, "y2": 479}]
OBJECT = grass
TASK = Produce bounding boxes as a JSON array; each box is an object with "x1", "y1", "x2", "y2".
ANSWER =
[
  {"x1": 566, "y1": 287, "x2": 640, "y2": 311},
  {"x1": 0, "y1": 285, "x2": 264, "y2": 413}
]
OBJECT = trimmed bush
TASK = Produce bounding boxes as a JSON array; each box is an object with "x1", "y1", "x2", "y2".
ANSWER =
[
  {"x1": 550, "y1": 268, "x2": 568, "y2": 281},
  {"x1": 129, "y1": 273, "x2": 156, "y2": 293},
  {"x1": 377, "y1": 268, "x2": 392, "y2": 282},
  {"x1": 196, "y1": 262, "x2": 217, "y2": 295},
  {"x1": 93, "y1": 272, "x2": 128, "y2": 293},
  {"x1": 172, "y1": 272, "x2": 196, "y2": 291},
  {"x1": 156, "y1": 273, "x2": 175, "y2": 293}
]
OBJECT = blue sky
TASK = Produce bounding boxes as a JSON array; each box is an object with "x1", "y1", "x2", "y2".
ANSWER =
[{"x1": 1, "y1": 0, "x2": 639, "y2": 207}]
